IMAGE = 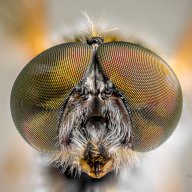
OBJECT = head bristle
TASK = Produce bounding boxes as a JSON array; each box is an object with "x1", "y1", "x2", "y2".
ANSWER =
[
  {"x1": 81, "y1": 11, "x2": 120, "y2": 41},
  {"x1": 82, "y1": 10, "x2": 116, "y2": 38},
  {"x1": 81, "y1": 11, "x2": 97, "y2": 37},
  {"x1": 103, "y1": 27, "x2": 119, "y2": 33}
]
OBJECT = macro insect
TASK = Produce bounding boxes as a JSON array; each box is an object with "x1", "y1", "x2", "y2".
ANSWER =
[{"x1": 10, "y1": 18, "x2": 182, "y2": 179}]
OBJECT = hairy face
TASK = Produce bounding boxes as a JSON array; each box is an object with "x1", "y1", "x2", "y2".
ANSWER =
[
  {"x1": 10, "y1": 31, "x2": 182, "y2": 181},
  {"x1": 51, "y1": 61, "x2": 135, "y2": 178}
]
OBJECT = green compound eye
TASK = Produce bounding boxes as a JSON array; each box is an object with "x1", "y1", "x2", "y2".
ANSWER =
[
  {"x1": 11, "y1": 43, "x2": 93, "y2": 152},
  {"x1": 96, "y1": 42, "x2": 182, "y2": 151},
  {"x1": 10, "y1": 40, "x2": 182, "y2": 153}
]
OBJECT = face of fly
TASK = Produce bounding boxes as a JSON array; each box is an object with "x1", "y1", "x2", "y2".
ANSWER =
[{"x1": 56, "y1": 52, "x2": 133, "y2": 179}]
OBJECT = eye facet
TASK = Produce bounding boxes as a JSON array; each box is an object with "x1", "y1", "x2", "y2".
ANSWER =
[
  {"x1": 10, "y1": 42, "x2": 93, "y2": 152},
  {"x1": 96, "y1": 42, "x2": 182, "y2": 152}
]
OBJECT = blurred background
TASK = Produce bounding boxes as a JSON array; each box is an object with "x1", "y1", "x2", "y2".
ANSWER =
[{"x1": 0, "y1": 0, "x2": 192, "y2": 191}]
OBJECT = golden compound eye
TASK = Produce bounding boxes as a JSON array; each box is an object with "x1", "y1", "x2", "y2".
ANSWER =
[
  {"x1": 10, "y1": 39, "x2": 182, "y2": 155},
  {"x1": 96, "y1": 42, "x2": 182, "y2": 152},
  {"x1": 11, "y1": 42, "x2": 93, "y2": 152}
]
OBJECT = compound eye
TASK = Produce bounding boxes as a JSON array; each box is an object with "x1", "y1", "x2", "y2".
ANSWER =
[
  {"x1": 97, "y1": 42, "x2": 182, "y2": 152},
  {"x1": 11, "y1": 43, "x2": 93, "y2": 152}
]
